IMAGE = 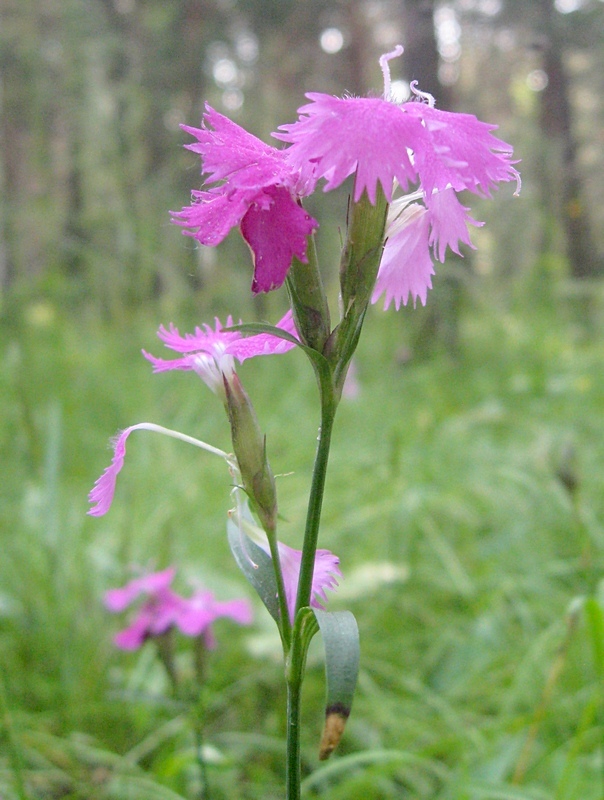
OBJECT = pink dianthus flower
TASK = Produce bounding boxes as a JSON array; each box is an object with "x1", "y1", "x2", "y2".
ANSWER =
[
  {"x1": 104, "y1": 568, "x2": 253, "y2": 651},
  {"x1": 171, "y1": 106, "x2": 318, "y2": 293},
  {"x1": 143, "y1": 309, "x2": 298, "y2": 394}
]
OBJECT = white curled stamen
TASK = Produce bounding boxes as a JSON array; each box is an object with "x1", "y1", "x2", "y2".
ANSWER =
[
  {"x1": 410, "y1": 80, "x2": 436, "y2": 108},
  {"x1": 380, "y1": 45, "x2": 404, "y2": 101}
]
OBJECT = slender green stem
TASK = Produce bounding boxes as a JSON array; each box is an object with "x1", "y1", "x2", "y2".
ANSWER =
[
  {"x1": 266, "y1": 526, "x2": 293, "y2": 648},
  {"x1": 284, "y1": 373, "x2": 336, "y2": 800},
  {"x1": 294, "y1": 392, "x2": 337, "y2": 616},
  {"x1": 283, "y1": 184, "x2": 388, "y2": 799},
  {"x1": 285, "y1": 677, "x2": 303, "y2": 800},
  {"x1": 285, "y1": 610, "x2": 320, "y2": 800}
]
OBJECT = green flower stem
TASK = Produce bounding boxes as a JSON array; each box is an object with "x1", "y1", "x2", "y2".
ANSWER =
[
  {"x1": 285, "y1": 676, "x2": 303, "y2": 800},
  {"x1": 267, "y1": 524, "x2": 293, "y2": 647},
  {"x1": 285, "y1": 375, "x2": 336, "y2": 799},
  {"x1": 285, "y1": 610, "x2": 320, "y2": 800},
  {"x1": 284, "y1": 182, "x2": 388, "y2": 799},
  {"x1": 294, "y1": 388, "x2": 337, "y2": 617}
]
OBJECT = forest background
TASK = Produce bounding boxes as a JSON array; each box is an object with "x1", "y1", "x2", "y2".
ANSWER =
[{"x1": 2, "y1": 1, "x2": 604, "y2": 798}]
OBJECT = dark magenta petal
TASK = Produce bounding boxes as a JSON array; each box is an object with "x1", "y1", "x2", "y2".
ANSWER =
[{"x1": 240, "y1": 186, "x2": 318, "y2": 293}]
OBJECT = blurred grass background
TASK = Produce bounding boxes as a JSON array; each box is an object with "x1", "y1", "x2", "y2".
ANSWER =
[{"x1": 2, "y1": 0, "x2": 604, "y2": 798}]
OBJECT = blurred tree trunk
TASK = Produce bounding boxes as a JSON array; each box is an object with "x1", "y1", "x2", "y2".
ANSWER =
[
  {"x1": 401, "y1": 0, "x2": 453, "y2": 108},
  {"x1": 536, "y1": 0, "x2": 602, "y2": 278},
  {"x1": 401, "y1": 0, "x2": 460, "y2": 359}
]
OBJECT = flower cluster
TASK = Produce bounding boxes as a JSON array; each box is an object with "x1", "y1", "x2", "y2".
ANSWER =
[
  {"x1": 105, "y1": 567, "x2": 253, "y2": 650},
  {"x1": 173, "y1": 47, "x2": 519, "y2": 308}
]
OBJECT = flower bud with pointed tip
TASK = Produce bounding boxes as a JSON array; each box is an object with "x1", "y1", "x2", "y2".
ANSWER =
[{"x1": 224, "y1": 372, "x2": 277, "y2": 533}]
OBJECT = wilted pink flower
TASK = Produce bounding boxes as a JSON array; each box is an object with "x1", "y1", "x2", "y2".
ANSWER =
[
  {"x1": 258, "y1": 539, "x2": 341, "y2": 624},
  {"x1": 143, "y1": 309, "x2": 298, "y2": 394},
  {"x1": 104, "y1": 568, "x2": 253, "y2": 650},
  {"x1": 88, "y1": 424, "x2": 141, "y2": 517},
  {"x1": 88, "y1": 311, "x2": 297, "y2": 517},
  {"x1": 171, "y1": 106, "x2": 318, "y2": 293}
]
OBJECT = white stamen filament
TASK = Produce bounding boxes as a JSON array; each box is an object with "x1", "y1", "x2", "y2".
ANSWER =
[{"x1": 380, "y1": 45, "x2": 404, "y2": 101}]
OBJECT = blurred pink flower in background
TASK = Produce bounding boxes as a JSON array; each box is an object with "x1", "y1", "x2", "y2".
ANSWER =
[{"x1": 104, "y1": 567, "x2": 253, "y2": 650}]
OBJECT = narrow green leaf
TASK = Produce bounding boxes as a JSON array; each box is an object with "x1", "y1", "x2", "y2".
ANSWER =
[
  {"x1": 313, "y1": 609, "x2": 360, "y2": 759},
  {"x1": 227, "y1": 509, "x2": 280, "y2": 624},
  {"x1": 225, "y1": 322, "x2": 302, "y2": 346},
  {"x1": 225, "y1": 322, "x2": 333, "y2": 384}
]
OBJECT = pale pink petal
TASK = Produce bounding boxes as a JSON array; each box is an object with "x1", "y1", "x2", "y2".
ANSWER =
[
  {"x1": 104, "y1": 567, "x2": 176, "y2": 612},
  {"x1": 427, "y1": 188, "x2": 481, "y2": 262},
  {"x1": 241, "y1": 186, "x2": 318, "y2": 292},
  {"x1": 212, "y1": 597, "x2": 254, "y2": 626},
  {"x1": 176, "y1": 591, "x2": 253, "y2": 636},
  {"x1": 372, "y1": 204, "x2": 435, "y2": 310},
  {"x1": 175, "y1": 590, "x2": 217, "y2": 637}
]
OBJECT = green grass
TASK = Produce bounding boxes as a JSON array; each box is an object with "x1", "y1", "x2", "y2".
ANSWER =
[{"x1": 2, "y1": 276, "x2": 604, "y2": 798}]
